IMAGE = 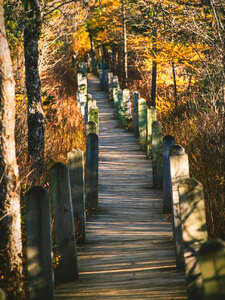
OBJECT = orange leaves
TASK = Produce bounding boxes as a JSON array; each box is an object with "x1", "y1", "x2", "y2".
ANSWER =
[{"x1": 72, "y1": 29, "x2": 91, "y2": 56}]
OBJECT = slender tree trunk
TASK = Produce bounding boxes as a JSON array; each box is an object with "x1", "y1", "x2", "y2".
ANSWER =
[
  {"x1": 122, "y1": 0, "x2": 128, "y2": 86},
  {"x1": 0, "y1": 3, "x2": 24, "y2": 298},
  {"x1": 150, "y1": 5, "x2": 157, "y2": 108},
  {"x1": 102, "y1": 44, "x2": 109, "y2": 68},
  {"x1": 24, "y1": 0, "x2": 45, "y2": 173},
  {"x1": 172, "y1": 60, "x2": 178, "y2": 107},
  {"x1": 112, "y1": 46, "x2": 117, "y2": 74}
]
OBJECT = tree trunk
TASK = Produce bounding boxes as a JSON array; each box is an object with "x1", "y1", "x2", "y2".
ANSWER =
[
  {"x1": 150, "y1": 5, "x2": 157, "y2": 108},
  {"x1": 0, "y1": 4, "x2": 24, "y2": 298},
  {"x1": 24, "y1": 0, "x2": 45, "y2": 173},
  {"x1": 122, "y1": 0, "x2": 128, "y2": 86},
  {"x1": 112, "y1": 46, "x2": 117, "y2": 74}
]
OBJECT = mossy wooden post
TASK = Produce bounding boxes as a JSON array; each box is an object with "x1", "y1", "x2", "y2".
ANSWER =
[
  {"x1": 25, "y1": 187, "x2": 54, "y2": 300},
  {"x1": 118, "y1": 90, "x2": 125, "y2": 125},
  {"x1": 68, "y1": 150, "x2": 86, "y2": 243},
  {"x1": 86, "y1": 121, "x2": 97, "y2": 136},
  {"x1": 113, "y1": 87, "x2": 119, "y2": 115},
  {"x1": 115, "y1": 89, "x2": 122, "y2": 117},
  {"x1": 88, "y1": 106, "x2": 99, "y2": 135},
  {"x1": 108, "y1": 72, "x2": 113, "y2": 96},
  {"x1": 50, "y1": 163, "x2": 79, "y2": 283},
  {"x1": 103, "y1": 68, "x2": 109, "y2": 91},
  {"x1": 163, "y1": 135, "x2": 175, "y2": 213},
  {"x1": 86, "y1": 133, "x2": 98, "y2": 211},
  {"x1": 122, "y1": 89, "x2": 132, "y2": 128},
  {"x1": 78, "y1": 79, "x2": 87, "y2": 94},
  {"x1": 170, "y1": 145, "x2": 189, "y2": 270},
  {"x1": 152, "y1": 121, "x2": 163, "y2": 188},
  {"x1": 199, "y1": 239, "x2": 225, "y2": 300},
  {"x1": 79, "y1": 92, "x2": 86, "y2": 117},
  {"x1": 99, "y1": 69, "x2": 104, "y2": 90},
  {"x1": 85, "y1": 94, "x2": 92, "y2": 124},
  {"x1": 132, "y1": 91, "x2": 140, "y2": 136},
  {"x1": 146, "y1": 107, "x2": 157, "y2": 158},
  {"x1": 111, "y1": 76, "x2": 119, "y2": 101},
  {"x1": 138, "y1": 98, "x2": 147, "y2": 149},
  {"x1": 178, "y1": 178, "x2": 207, "y2": 300}
]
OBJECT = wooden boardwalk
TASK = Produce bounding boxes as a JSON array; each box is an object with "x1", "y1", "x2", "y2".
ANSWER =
[{"x1": 54, "y1": 74, "x2": 187, "y2": 299}]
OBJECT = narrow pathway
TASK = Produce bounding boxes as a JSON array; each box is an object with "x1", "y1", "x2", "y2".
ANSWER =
[{"x1": 54, "y1": 74, "x2": 187, "y2": 299}]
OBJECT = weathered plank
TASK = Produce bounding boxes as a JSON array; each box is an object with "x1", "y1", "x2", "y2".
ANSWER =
[{"x1": 54, "y1": 74, "x2": 187, "y2": 299}]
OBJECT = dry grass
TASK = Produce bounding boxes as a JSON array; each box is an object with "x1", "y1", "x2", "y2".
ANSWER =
[
  {"x1": 160, "y1": 107, "x2": 225, "y2": 238},
  {"x1": 15, "y1": 51, "x2": 85, "y2": 190},
  {"x1": 128, "y1": 74, "x2": 225, "y2": 239}
]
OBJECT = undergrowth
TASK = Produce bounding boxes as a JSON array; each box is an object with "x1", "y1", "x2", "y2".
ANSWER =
[{"x1": 128, "y1": 74, "x2": 225, "y2": 239}]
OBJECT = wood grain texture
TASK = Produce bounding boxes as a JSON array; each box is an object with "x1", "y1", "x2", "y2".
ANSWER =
[{"x1": 54, "y1": 74, "x2": 187, "y2": 299}]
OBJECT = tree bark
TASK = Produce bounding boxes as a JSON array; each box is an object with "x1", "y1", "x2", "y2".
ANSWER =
[
  {"x1": 0, "y1": 3, "x2": 24, "y2": 298},
  {"x1": 24, "y1": 0, "x2": 45, "y2": 172},
  {"x1": 122, "y1": 0, "x2": 128, "y2": 86}
]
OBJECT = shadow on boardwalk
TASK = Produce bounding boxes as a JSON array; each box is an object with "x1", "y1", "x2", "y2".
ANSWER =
[{"x1": 54, "y1": 74, "x2": 187, "y2": 299}]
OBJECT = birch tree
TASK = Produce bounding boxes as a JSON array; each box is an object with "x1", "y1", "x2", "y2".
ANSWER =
[{"x1": 0, "y1": 2, "x2": 24, "y2": 298}]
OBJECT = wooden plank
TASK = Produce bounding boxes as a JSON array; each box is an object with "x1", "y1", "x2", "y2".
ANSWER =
[{"x1": 54, "y1": 74, "x2": 187, "y2": 299}]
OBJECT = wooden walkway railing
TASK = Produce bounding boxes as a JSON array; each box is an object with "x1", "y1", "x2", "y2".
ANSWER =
[{"x1": 54, "y1": 74, "x2": 187, "y2": 299}]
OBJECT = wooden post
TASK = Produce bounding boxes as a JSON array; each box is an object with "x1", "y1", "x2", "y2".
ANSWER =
[
  {"x1": 138, "y1": 98, "x2": 147, "y2": 149},
  {"x1": 99, "y1": 69, "x2": 104, "y2": 90},
  {"x1": 108, "y1": 72, "x2": 113, "y2": 95},
  {"x1": 163, "y1": 135, "x2": 175, "y2": 213},
  {"x1": 79, "y1": 82, "x2": 87, "y2": 94},
  {"x1": 179, "y1": 178, "x2": 207, "y2": 300},
  {"x1": 111, "y1": 75, "x2": 119, "y2": 101},
  {"x1": 25, "y1": 187, "x2": 54, "y2": 300},
  {"x1": 170, "y1": 145, "x2": 189, "y2": 270},
  {"x1": 146, "y1": 106, "x2": 157, "y2": 158},
  {"x1": 80, "y1": 92, "x2": 86, "y2": 117},
  {"x1": 50, "y1": 163, "x2": 79, "y2": 283},
  {"x1": 85, "y1": 94, "x2": 92, "y2": 124},
  {"x1": 122, "y1": 89, "x2": 132, "y2": 128},
  {"x1": 103, "y1": 69, "x2": 109, "y2": 91},
  {"x1": 77, "y1": 73, "x2": 82, "y2": 86},
  {"x1": 86, "y1": 133, "x2": 98, "y2": 210},
  {"x1": 68, "y1": 149, "x2": 86, "y2": 243},
  {"x1": 113, "y1": 87, "x2": 119, "y2": 115},
  {"x1": 88, "y1": 99, "x2": 97, "y2": 109},
  {"x1": 199, "y1": 239, "x2": 225, "y2": 300},
  {"x1": 132, "y1": 91, "x2": 140, "y2": 136},
  {"x1": 152, "y1": 121, "x2": 163, "y2": 188},
  {"x1": 86, "y1": 121, "x2": 98, "y2": 136},
  {"x1": 118, "y1": 90, "x2": 125, "y2": 125},
  {"x1": 88, "y1": 106, "x2": 99, "y2": 135},
  {"x1": 115, "y1": 89, "x2": 122, "y2": 117}
]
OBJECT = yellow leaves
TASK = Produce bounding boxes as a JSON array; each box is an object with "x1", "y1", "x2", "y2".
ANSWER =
[
  {"x1": 16, "y1": 94, "x2": 26, "y2": 112},
  {"x1": 217, "y1": 176, "x2": 225, "y2": 186},
  {"x1": 53, "y1": 255, "x2": 62, "y2": 269},
  {"x1": 156, "y1": 94, "x2": 175, "y2": 113},
  {"x1": 72, "y1": 29, "x2": 91, "y2": 56}
]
